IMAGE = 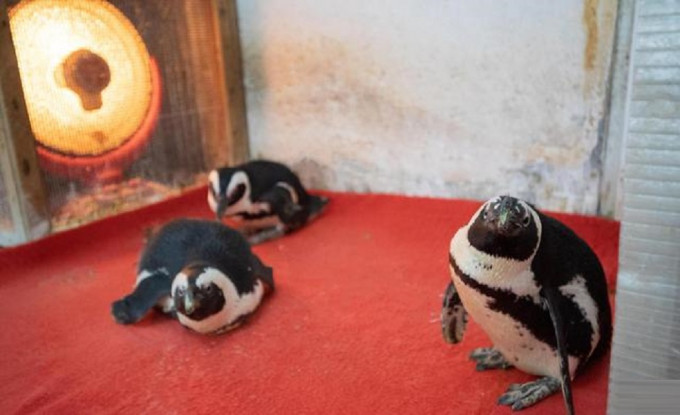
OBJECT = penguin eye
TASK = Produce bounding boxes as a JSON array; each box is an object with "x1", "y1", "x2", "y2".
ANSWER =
[
  {"x1": 205, "y1": 284, "x2": 214, "y2": 293},
  {"x1": 522, "y1": 215, "x2": 531, "y2": 227}
]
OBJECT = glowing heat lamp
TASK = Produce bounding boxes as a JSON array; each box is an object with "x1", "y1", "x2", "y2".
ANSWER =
[{"x1": 9, "y1": 0, "x2": 161, "y2": 183}]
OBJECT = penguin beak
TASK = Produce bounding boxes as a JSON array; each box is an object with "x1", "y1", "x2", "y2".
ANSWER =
[
  {"x1": 184, "y1": 290, "x2": 197, "y2": 315},
  {"x1": 216, "y1": 197, "x2": 228, "y2": 220},
  {"x1": 496, "y1": 202, "x2": 522, "y2": 235},
  {"x1": 498, "y1": 209, "x2": 511, "y2": 227}
]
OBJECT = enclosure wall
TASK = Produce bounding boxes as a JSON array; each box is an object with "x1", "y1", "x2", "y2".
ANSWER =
[{"x1": 237, "y1": 0, "x2": 619, "y2": 214}]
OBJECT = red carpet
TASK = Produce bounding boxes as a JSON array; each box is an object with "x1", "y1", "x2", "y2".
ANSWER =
[{"x1": 0, "y1": 190, "x2": 619, "y2": 414}]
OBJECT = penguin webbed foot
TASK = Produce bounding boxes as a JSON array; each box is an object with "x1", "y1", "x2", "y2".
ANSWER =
[
  {"x1": 246, "y1": 225, "x2": 286, "y2": 245},
  {"x1": 469, "y1": 347, "x2": 512, "y2": 371},
  {"x1": 497, "y1": 377, "x2": 561, "y2": 411}
]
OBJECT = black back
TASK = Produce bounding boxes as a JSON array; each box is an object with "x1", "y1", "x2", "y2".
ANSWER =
[
  {"x1": 531, "y1": 212, "x2": 613, "y2": 365},
  {"x1": 241, "y1": 160, "x2": 311, "y2": 205},
  {"x1": 139, "y1": 219, "x2": 266, "y2": 295}
]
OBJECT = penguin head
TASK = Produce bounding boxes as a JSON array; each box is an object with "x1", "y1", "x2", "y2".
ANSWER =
[
  {"x1": 467, "y1": 195, "x2": 541, "y2": 260},
  {"x1": 208, "y1": 168, "x2": 251, "y2": 219},
  {"x1": 172, "y1": 264, "x2": 227, "y2": 322}
]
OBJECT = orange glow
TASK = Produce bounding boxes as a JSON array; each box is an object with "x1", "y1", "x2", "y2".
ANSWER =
[{"x1": 9, "y1": 0, "x2": 153, "y2": 157}]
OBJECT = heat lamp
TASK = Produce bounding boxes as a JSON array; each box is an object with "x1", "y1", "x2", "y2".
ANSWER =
[{"x1": 9, "y1": 0, "x2": 162, "y2": 184}]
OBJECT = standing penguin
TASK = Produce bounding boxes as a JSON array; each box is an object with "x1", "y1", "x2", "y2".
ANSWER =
[
  {"x1": 111, "y1": 219, "x2": 274, "y2": 335},
  {"x1": 441, "y1": 195, "x2": 611, "y2": 414},
  {"x1": 207, "y1": 160, "x2": 329, "y2": 244}
]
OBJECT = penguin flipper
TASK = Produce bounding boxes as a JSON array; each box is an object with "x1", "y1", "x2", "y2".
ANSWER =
[
  {"x1": 259, "y1": 186, "x2": 307, "y2": 229},
  {"x1": 249, "y1": 253, "x2": 275, "y2": 293},
  {"x1": 441, "y1": 281, "x2": 468, "y2": 344},
  {"x1": 541, "y1": 286, "x2": 575, "y2": 415},
  {"x1": 111, "y1": 271, "x2": 172, "y2": 324},
  {"x1": 307, "y1": 195, "x2": 329, "y2": 221}
]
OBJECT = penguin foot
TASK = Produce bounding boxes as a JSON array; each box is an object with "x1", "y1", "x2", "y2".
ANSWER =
[
  {"x1": 247, "y1": 225, "x2": 286, "y2": 245},
  {"x1": 469, "y1": 347, "x2": 512, "y2": 371},
  {"x1": 497, "y1": 376, "x2": 561, "y2": 411}
]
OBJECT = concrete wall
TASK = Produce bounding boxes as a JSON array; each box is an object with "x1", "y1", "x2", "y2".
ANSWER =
[{"x1": 236, "y1": 0, "x2": 618, "y2": 213}]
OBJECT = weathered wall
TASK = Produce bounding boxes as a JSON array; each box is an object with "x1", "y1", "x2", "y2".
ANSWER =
[{"x1": 236, "y1": 0, "x2": 618, "y2": 213}]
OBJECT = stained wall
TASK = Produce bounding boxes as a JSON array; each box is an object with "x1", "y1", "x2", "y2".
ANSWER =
[{"x1": 236, "y1": 0, "x2": 618, "y2": 213}]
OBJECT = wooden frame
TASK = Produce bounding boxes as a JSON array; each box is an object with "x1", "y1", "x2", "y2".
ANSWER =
[
  {"x1": 215, "y1": 0, "x2": 250, "y2": 165},
  {"x1": 0, "y1": 0, "x2": 50, "y2": 246}
]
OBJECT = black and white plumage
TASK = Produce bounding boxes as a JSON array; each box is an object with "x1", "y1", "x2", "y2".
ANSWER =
[
  {"x1": 111, "y1": 219, "x2": 274, "y2": 335},
  {"x1": 441, "y1": 195, "x2": 611, "y2": 414},
  {"x1": 208, "y1": 160, "x2": 329, "y2": 244}
]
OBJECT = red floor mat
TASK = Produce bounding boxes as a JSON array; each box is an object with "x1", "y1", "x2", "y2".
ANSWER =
[{"x1": 0, "y1": 190, "x2": 619, "y2": 414}]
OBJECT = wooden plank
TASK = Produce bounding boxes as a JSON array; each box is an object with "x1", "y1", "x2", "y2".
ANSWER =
[
  {"x1": 214, "y1": 0, "x2": 249, "y2": 165},
  {"x1": 0, "y1": 0, "x2": 49, "y2": 245},
  {"x1": 184, "y1": 0, "x2": 231, "y2": 170},
  {"x1": 114, "y1": 0, "x2": 205, "y2": 183}
]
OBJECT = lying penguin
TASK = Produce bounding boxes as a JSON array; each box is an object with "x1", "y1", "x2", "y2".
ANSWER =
[
  {"x1": 111, "y1": 219, "x2": 274, "y2": 334},
  {"x1": 207, "y1": 160, "x2": 329, "y2": 244},
  {"x1": 441, "y1": 195, "x2": 611, "y2": 414}
]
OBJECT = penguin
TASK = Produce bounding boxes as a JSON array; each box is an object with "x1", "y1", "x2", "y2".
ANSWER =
[
  {"x1": 111, "y1": 218, "x2": 274, "y2": 335},
  {"x1": 207, "y1": 160, "x2": 329, "y2": 244},
  {"x1": 441, "y1": 195, "x2": 612, "y2": 414}
]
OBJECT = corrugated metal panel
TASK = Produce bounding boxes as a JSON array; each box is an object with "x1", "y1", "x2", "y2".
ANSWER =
[{"x1": 608, "y1": 0, "x2": 680, "y2": 413}]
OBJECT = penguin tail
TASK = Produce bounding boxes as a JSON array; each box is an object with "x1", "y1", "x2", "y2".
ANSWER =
[{"x1": 308, "y1": 195, "x2": 330, "y2": 221}]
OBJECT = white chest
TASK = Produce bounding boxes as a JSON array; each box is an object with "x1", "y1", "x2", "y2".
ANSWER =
[
  {"x1": 449, "y1": 227, "x2": 578, "y2": 378},
  {"x1": 450, "y1": 266, "x2": 562, "y2": 378}
]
